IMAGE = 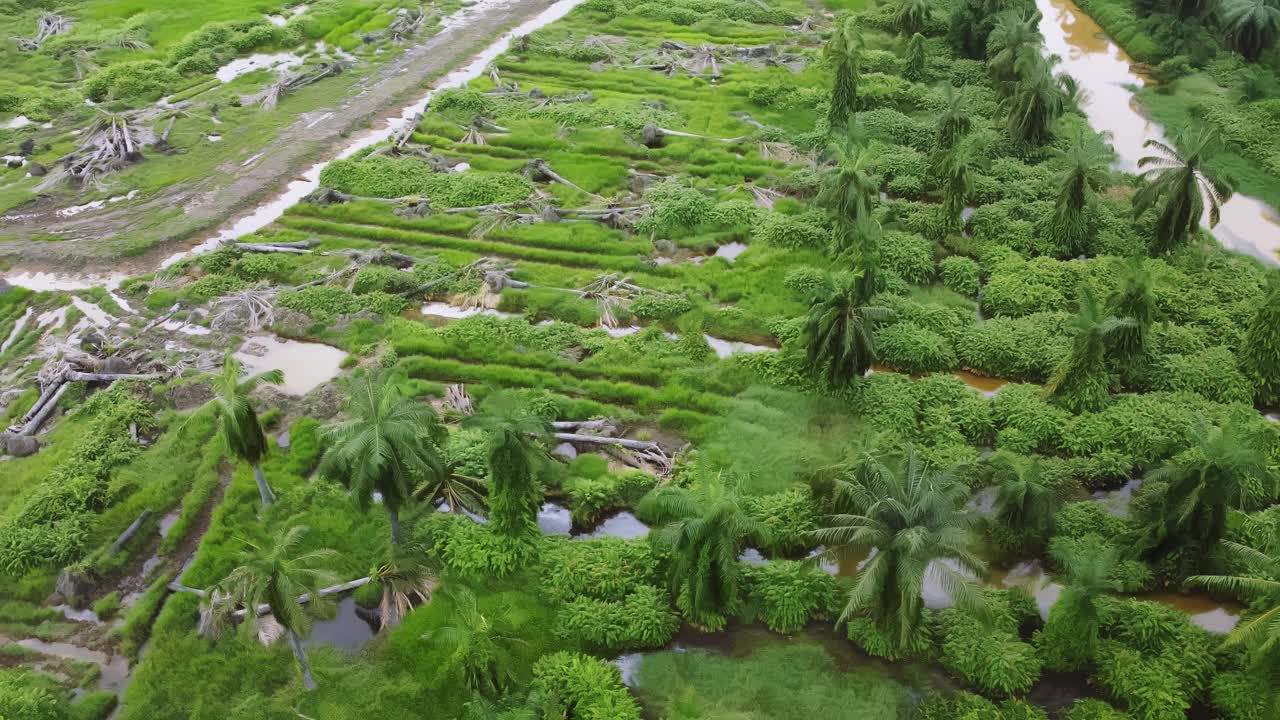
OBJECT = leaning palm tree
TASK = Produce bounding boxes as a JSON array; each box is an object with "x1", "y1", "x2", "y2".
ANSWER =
[
  {"x1": 894, "y1": 0, "x2": 933, "y2": 35},
  {"x1": 818, "y1": 129, "x2": 880, "y2": 229},
  {"x1": 937, "y1": 143, "x2": 978, "y2": 233},
  {"x1": 1136, "y1": 420, "x2": 1278, "y2": 573},
  {"x1": 800, "y1": 272, "x2": 894, "y2": 388},
  {"x1": 1133, "y1": 130, "x2": 1233, "y2": 254},
  {"x1": 904, "y1": 33, "x2": 929, "y2": 82},
  {"x1": 1188, "y1": 539, "x2": 1280, "y2": 715},
  {"x1": 1044, "y1": 286, "x2": 1134, "y2": 413},
  {"x1": 1005, "y1": 56, "x2": 1065, "y2": 146},
  {"x1": 1050, "y1": 129, "x2": 1114, "y2": 256},
  {"x1": 1106, "y1": 256, "x2": 1158, "y2": 368},
  {"x1": 371, "y1": 543, "x2": 438, "y2": 630},
  {"x1": 824, "y1": 15, "x2": 863, "y2": 131},
  {"x1": 211, "y1": 353, "x2": 284, "y2": 508},
  {"x1": 935, "y1": 82, "x2": 971, "y2": 148},
  {"x1": 461, "y1": 392, "x2": 551, "y2": 537},
  {"x1": 1219, "y1": 0, "x2": 1280, "y2": 60},
  {"x1": 426, "y1": 586, "x2": 526, "y2": 696},
  {"x1": 815, "y1": 446, "x2": 988, "y2": 654},
  {"x1": 640, "y1": 481, "x2": 768, "y2": 630},
  {"x1": 988, "y1": 452, "x2": 1058, "y2": 538},
  {"x1": 219, "y1": 525, "x2": 337, "y2": 691},
  {"x1": 318, "y1": 372, "x2": 448, "y2": 545},
  {"x1": 986, "y1": 9, "x2": 1043, "y2": 91},
  {"x1": 1039, "y1": 535, "x2": 1121, "y2": 670}
]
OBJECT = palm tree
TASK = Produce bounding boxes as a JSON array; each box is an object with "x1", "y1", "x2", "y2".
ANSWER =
[
  {"x1": 1106, "y1": 257, "x2": 1158, "y2": 369},
  {"x1": 815, "y1": 446, "x2": 987, "y2": 653},
  {"x1": 318, "y1": 372, "x2": 448, "y2": 545},
  {"x1": 825, "y1": 15, "x2": 863, "y2": 131},
  {"x1": 426, "y1": 586, "x2": 525, "y2": 696},
  {"x1": 894, "y1": 0, "x2": 933, "y2": 35},
  {"x1": 818, "y1": 129, "x2": 879, "y2": 227},
  {"x1": 1219, "y1": 0, "x2": 1280, "y2": 60},
  {"x1": 1006, "y1": 56, "x2": 1065, "y2": 146},
  {"x1": 1243, "y1": 272, "x2": 1280, "y2": 406},
  {"x1": 800, "y1": 272, "x2": 894, "y2": 388},
  {"x1": 935, "y1": 82, "x2": 971, "y2": 149},
  {"x1": 371, "y1": 543, "x2": 438, "y2": 630},
  {"x1": 831, "y1": 216, "x2": 888, "y2": 305},
  {"x1": 986, "y1": 9, "x2": 1043, "y2": 91},
  {"x1": 1045, "y1": 286, "x2": 1133, "y2": 413},
  {"x1": 640, "y1": 481, "x2": 768, "y2": 629},
  {"x1": 1188, "y1": 540, "x2": 1280, "y2": 715},
  {"x1": 219, "y1": 525, "x2": 337, "y2": 691},
  {"x1": 211, "y1": 353, "x2": 284, "y2": 508},
  {"x1": 1136, "y1": 420, "x2": 1277, "y2": 572},
  {"x1": 988, "y1": 452, "x2": 1058, "y2": 539},
  {"x1": 904, "y1": 33, "x2": 929, "y2": 82},
  {"x1": 1133, "y1": 130, "x2": 1233, "y2": 254},
  {"x1": 1050, "y1": 129, "x2": 1114, "y2": 256},
  {"x1": 937, "y1": 143, "x2": 978, "y2": 233},
  {"x1": 1039, "y1": 535, "x2": 1121, "y2": 670},
  {"x1": 417, "y1": 463, "x2": 488, "y2": 518},
  {"x1": 949, "y1": 0, "x2": 1015, "y2": 59},
  {"x1": 462, "y1": 392, "x2": 551, "y2": 537}
]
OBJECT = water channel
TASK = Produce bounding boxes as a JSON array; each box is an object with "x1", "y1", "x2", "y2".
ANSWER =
[{"x1": 1035, "y1": 0, "x2": 1280, "y2": 265}]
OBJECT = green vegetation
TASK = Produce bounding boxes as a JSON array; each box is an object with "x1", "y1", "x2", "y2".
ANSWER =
[{"x1": 3, "y1": 0, "x2": 1280, "y2": 716}]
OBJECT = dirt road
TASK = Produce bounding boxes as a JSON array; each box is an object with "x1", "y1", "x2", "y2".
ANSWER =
[{"x1": 0, "y1": 0, "x2": 554, "y2": 273}]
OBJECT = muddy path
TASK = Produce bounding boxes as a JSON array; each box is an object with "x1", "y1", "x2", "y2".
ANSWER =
[{"x1": 0, "y1": 0, "x2": 556, "y2": 274}]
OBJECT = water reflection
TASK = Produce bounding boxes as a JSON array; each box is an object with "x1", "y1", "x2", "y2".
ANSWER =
[
  {"x1": 1037, "y1": 0, "x2": 1280, "y2": 265},
  {"x1": 571, "y1": 511, "x2": 649, "y2": 540},
  {"x1": 304, "y1": 597, "x2": 378, "y2": 650}
]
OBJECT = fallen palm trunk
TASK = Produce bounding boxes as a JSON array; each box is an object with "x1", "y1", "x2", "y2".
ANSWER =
[
  {"x1": 10, "y1": 369, "x2": 162, "y2": 437},
  {"x1": 523, "y1": 159, "x2": 598, "y2": 197},
  {"x1": 168, "y1": 577, "x2": 371, "y2": 617},
  {"x1": 234, "y1": 239, "x2": 318, "y2": 250},
  {"x1": 261, "y1": 62, "x2": 349, "y2": 111},
  {"x1": 551, "y1": 432, "x2": 662, "y2": 452},
  {"x1": 233, "y1": 242, "x2": 314, "y2": 255},
  {"x1": 109, "y1": 510, "x2": 153, "y2": 554},
  {"x1": 13, "y1": 13, "x2": 72, "y2": 51},
  {"x1": 642, "y1": 124, "x2": 747, "y2": 148}
]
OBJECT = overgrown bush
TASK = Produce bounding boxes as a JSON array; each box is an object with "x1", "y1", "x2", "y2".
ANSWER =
[
  {"x1": 555, "y1": 585, "x2": 679, "y2": 651},
  {"x1": 529, "y1": 651, "x2": 641, "y2": 720},
  {"x1": 942, "y1": 256, "x2": 980, "y2": 297},
  {"x1": 744, "y1": 560, "x2": 838, "y2": 632},
  {"x1": 84, "y1": 61, "x2": 179, "y2": 103}
]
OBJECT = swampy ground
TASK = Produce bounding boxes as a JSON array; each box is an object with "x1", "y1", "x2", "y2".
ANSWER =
[{"x1": 1, "y1": 0, "x2": 1280, "y2": 718}]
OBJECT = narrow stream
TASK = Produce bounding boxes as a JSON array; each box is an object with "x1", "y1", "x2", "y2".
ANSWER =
[{"x1": 1036, "y1": 0, "x2": 1280, "y2": 265}]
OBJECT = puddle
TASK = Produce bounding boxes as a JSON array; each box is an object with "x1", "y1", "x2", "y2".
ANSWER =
[
  {"x1": 613, "y1": 651, "x2": 646, "y2": 686},
  {"x1": 1037, "y1": 0, "x2": 1279, "y2": 265},
  {"x1": 5, "y1": 271, "x2": 126, "y2": 292},
  {"x1": 448, "y1": 161, "x2": 471, "y2": 173},
  {"x1": 303, "y1": 597, "x2": 378, "y2": 650},
  {"x1": 604, "y1": 325, "x2": 644, "y2": 337},
  {"x1": 952, "y1": 370, "x2": 1008, "y2": 397},
  {"x1": 2, "y1": 115, "x2": 33, "y2": 130},
  {"x1": 233, "y1": 335, "x2": 347, "y2": 395},
  {"x1": 437, "y1": 499, "x2": 488, "y2": 524},
  {"x1": 1136, "y1": 592, "x2": 1241, "y2": 633},
  {"x1": 54, "y1": 605, "x2": 102, "y2": 624},
  {"x1": 107, "y1": 290, "x2": 135, "y2": 314},
  {"x1": 712, "y1": 242, "x2": 748, "y2": 261},
  {"x1": 207, "y1": 134, "x2": 222, "y2": 142},
  {"x1": 161, "y1": 0, "x2": 590, "y2": 269},
  {"x1": 738, "y1": 547, "x2": 768, "y2": 564},
  {"x1": 703, "y1": 335, "x2": 772, "y2": 359},
  {"x1": 161, "y1": 319, "x2": 212, "y2": 335},
  {"x1": 216, "y1": 51, "x2": 306, "y2": 83},
  {"x1": 966, "y1": 486, "x2": 998, "y2": 516},
  {"x1": 537, "y1": 502, "x2": 572, "y2": 535},
  {"x1": 15, "y1": 639, "x2": 129, "y2": 693},
  {"x1": 1, "y1": 307, "x2": 33, "y2": 353},
  {"x1": 57, "y1": 199, "x2": 106, "y2": 218},
  {"x1": 1092, "y1": 478, "x2": 1141, "y2": 517},
  {"x1": 158, "y1": 510, "x2": 181, "y2": 538},
  {"x1": 420, "y1": 302, "x2": 517, "y2": 319},
  {"x1": 70, "y1": 296, "x2": 117, "y2": 328},
  {"x1": 571, "y1": 510, "x2": 649, "y2": 540},
  {"x1": 36, "y1": 306, "x2": 69, "y2": 329}
]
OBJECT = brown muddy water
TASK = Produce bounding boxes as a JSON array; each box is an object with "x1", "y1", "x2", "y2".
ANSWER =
[{"x1": 1036, "y1": 0, "x2": 1280, "y2": 265}]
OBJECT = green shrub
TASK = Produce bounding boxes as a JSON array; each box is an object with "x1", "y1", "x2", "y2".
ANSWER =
[
  {"x1": 529, "y1": 651, "x2": 642, "y2": 720},
  {"x1": 91, "y1": 592, "x2": 121, "y2": 621},
  {"x1": 942, "y1": 256, "x2": 981, "y2": 297},
  {"x1": 630, "y1": 294, "x2": 692, "y2": 321},
  {"x1": 881, "y1": 231, "x2": 935, "y2": 284},
  {"x1": 742, "y1": 488, "x2": 820, "y2": 554},
  {"x1": 744, "y1": 560, "x2": 839, "y2": 632},
  {"x1": 319, "y1": 156, "x2": 533, "y2": 204},
  {"x1": 876, "y1": 321, "x2": 957, "y2": 373},
  {"x1": 753, "y1": 212, "x2": 828, "y2": 250},
  {"x1": 538, "y1": 537, "x2": 660, "y2": 603},
  {"x1": 1063, "y1": 699, "x2": 1131, "y2": 720},
  {"x1": 555, "y1": 585, "x2": 679, "y2": 651},
  {"x1": 84, "y1": 61, "x2": 179, "y2": 102},
  {"x1": 421, "y1": 513, "x2": 539, "y2": 580}
]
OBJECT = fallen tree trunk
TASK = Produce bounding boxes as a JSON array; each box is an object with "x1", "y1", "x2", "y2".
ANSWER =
[
  {"x1": 552, "y1": 432, "x2": 662, "y2": 452},
  {"x1": 17, "y1": 382, "x2": 69, "y2": 436},
  {"x1": 234, "y1": 239, "x2": 318, "y2": 250},
  {"x1": 109, "y1": 510, "x2": 153, "y2": 554},
  {"x1": 66, "y1": 371, "x2": 165, "y2": 383},
  {"x1": 168, "y1": 577, "x2": 372, "y2": 617},
  {"x1": 234, "y1": 242, "x2": 314, "y2": 255}
]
